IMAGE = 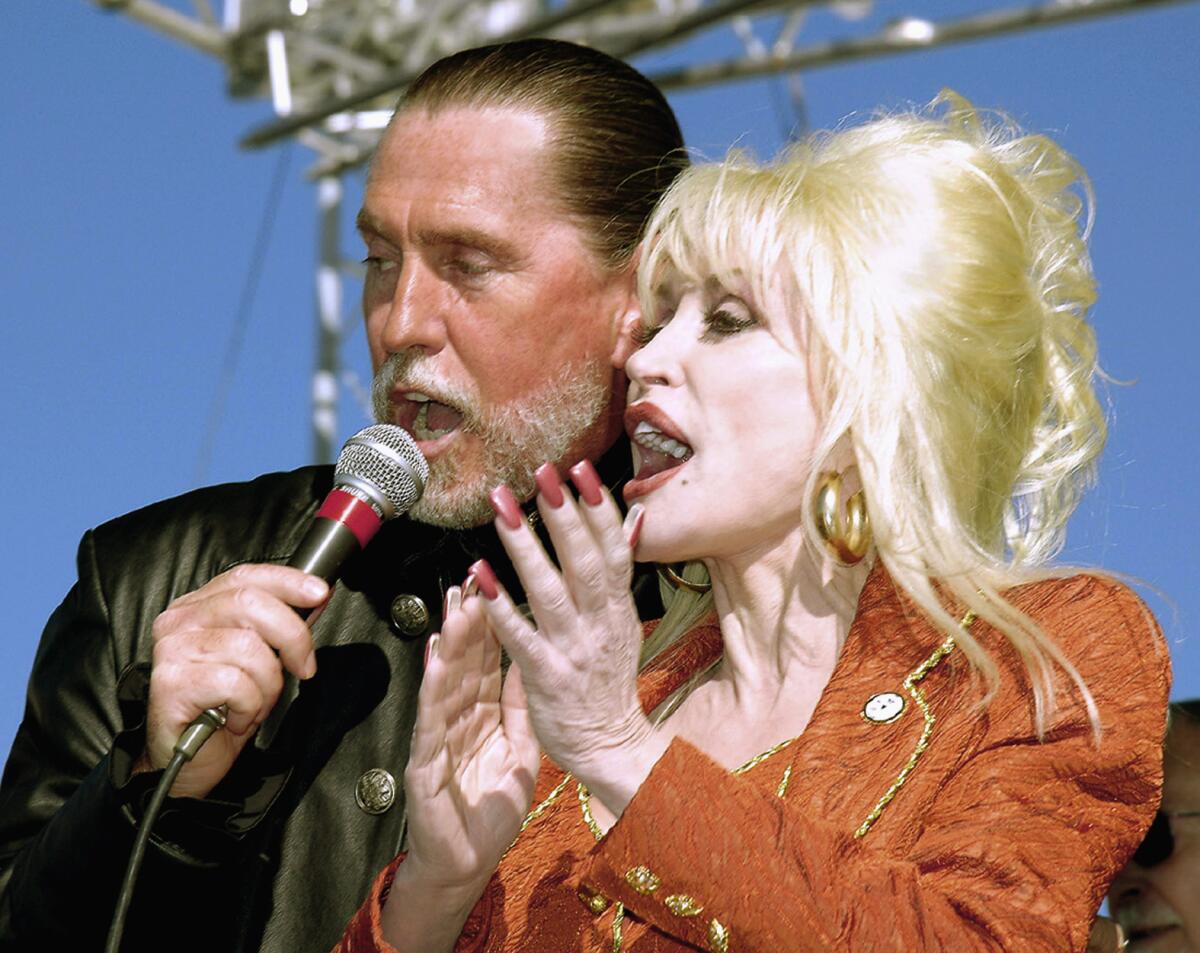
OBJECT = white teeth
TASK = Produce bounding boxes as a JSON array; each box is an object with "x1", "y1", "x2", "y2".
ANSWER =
[
  {"x1": 632, "y1": 421, "x2": 692, "y2": 460},
  {"x1": 403, "y1": 392, "x2": 431, "y2": 402},
  {"x1": 411, "y1": 401, "x2": 452, "y2": 441}
]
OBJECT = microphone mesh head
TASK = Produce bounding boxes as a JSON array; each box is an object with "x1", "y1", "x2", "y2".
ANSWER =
[{"x1": 334, "y1": 424, "x2": 429, "y2": 520}]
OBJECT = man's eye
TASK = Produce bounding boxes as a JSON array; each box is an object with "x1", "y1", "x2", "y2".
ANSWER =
[
  {"x1": 451, "y1": 258, "x2": 490, "y2": 277},
  {"x1": 362, "y1": 256, "x2": 398, "y2": 274}
]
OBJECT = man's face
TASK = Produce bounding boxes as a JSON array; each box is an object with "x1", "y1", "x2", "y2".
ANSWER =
[
  {"x1": 1110, "y1": 714, "x2": 1200, "y2": 952},
  {"x1": 358, "y1": 106, "x2": 635, "y2": 527}
]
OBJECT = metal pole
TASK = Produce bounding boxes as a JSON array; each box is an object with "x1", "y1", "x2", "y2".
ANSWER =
[{"x1": 313, "y1": 175, "x2": 342, "y2": 465}]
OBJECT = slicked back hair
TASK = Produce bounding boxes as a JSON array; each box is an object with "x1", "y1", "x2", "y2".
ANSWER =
[{"x1": 396, "y1": 39, "x2": 687, "y2": 271}]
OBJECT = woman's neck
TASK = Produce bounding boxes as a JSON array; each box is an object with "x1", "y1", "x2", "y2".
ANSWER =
[{"x1": 700, "y1": 529, "x2": 870, "y2": 721}]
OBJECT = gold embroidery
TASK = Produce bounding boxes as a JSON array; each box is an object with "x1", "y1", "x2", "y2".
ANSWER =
[
  {"x1": 624, "y1": 865, "x2": 661, "y2": 894},
  {"x1": 853, "y1": 611, "x2": 975, "y2": 839},
  {"x1": 707, "y1": 917, "x2": 730, "y2": 952},
  {"x1": 611, "y1": 903, "x2": 625, "y2": 953},
  {"x1": 775, "y1": 764, "x2": 794, "y2": 799},
  {"x1": 732, "y1": 735, "x2": 797, "y2": 775},
  {"x1": 664, "y1": 894, "x2": 704, "y2": 917},
  {"x1": 578, "y1": 885, "x2": 611, "y2": 914},
  {"x1": 521, "y1": 772, "x2": 571, "y2": 832}
]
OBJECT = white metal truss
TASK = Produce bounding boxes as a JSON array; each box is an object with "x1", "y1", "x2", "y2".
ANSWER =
[{"x1": 91, "y1": 0, "x2": 1197, "y2": 461}]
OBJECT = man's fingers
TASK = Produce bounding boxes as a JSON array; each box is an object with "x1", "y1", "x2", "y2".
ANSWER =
[
  {"x1": 174, "y1": 563, "x2": 329, "y2": 607},
  {"x1": 152, "y1": 630, "x2": 285, "y2": 730},
  {"x1": 154, "y1": 582, "x2": 318, "y2": 679}
]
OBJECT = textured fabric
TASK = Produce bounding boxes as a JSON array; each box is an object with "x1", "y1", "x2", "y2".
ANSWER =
[
  {"x1": 0, "y1": 450, "x2": 656, "y2": 952},
  {"x1": 337, "y1": 568, "x2": 1169, "y2": 953}
]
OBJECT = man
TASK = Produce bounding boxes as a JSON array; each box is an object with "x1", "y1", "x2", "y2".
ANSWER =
[
  {"x1": 0, "y1": 40, "x2": 685, "y2": 951},
  {"x1": 1106, "y1": 701, "x2": 1200, "y2": 953}
]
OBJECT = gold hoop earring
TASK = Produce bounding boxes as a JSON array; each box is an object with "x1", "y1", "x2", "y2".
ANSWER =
[
  {"x1": 657, "y1": 562, "x2": 712, "y2": 593},
  {"x1": 814, "y1": 470, "x2": 871, "y2": 565}
]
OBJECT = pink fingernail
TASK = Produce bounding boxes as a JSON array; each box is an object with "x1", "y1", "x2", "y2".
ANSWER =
[
  {"x1": 489, "y1": 485, "x2": 523, "y2": 530},
  {"x1": 569, "y1": 459, "x2": 603, "y2": 506},
  {"x1": 468, "y1": 559, "x2": 500, "y2": 601},
  {"x1": 627, "y1": 504, "x2": 645, "y2": 548},
  {"x1": 534, "y1": 463, "x2": 565, "y2": 508}
]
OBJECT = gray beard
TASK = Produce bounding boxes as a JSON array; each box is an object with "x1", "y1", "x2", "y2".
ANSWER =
[{"x1": 372, "y1": 353, "x2": 612, "y2": 529}]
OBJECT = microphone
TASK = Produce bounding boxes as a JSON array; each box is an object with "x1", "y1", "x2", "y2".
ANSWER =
[
  {"x1": 179, "y1": 424, "x2": 429, "y2": 756},
  {"x1": 106, "y1": 428, "x2": 428, "y2": 953},
  {"x1": 288, "y1": 423, "x2": 430, "y2": 584}
]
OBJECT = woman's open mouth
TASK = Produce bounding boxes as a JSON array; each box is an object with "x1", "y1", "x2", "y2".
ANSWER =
[{"x1": 624, "y1": 408, "x2": 693, "y2": 501}]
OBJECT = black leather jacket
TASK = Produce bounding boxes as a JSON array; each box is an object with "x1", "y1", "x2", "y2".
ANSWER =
[{"x1": 0, "y1": 454, "x2": 657, "y2": 952}]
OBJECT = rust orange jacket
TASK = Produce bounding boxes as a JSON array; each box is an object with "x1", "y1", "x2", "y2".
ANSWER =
[{"x1": 336, "y1": 569, "x2": 1170, "y2": 952}]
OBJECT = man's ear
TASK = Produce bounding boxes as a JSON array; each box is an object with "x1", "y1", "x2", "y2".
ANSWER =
[
  {"x1": 609, "y1": 246, "x2": 643, "y2": 368},
  {"x1": 610, "y1": 301, "x2": 642, "y2": 369}
]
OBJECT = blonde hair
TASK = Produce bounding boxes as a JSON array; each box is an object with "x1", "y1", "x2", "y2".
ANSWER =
[{"x1": 638, "y1": 93, "x2": 1105, "y2": 735}]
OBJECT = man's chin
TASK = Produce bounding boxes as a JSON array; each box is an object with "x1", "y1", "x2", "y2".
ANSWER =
[{"x1": 408, "y1": 485, "x2": 497, "y2": 530}]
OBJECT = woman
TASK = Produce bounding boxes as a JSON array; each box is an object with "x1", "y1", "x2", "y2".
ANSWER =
[{"x1": 337, "y1": 94, "x2": 1169, "y2": 952}]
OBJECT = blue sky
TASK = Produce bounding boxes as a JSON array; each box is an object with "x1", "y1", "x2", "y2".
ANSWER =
[{"x1": 2, "y1": 2, "x2": 1197, "y2": 759}]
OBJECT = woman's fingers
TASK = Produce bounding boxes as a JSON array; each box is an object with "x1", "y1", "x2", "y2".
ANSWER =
[
  {"x1": 532, "y1": 464, "x2": 614, "y2": 612},
  {"x1": 500, "y1": 663, "x2": 541, "y2": 773},
  {"x1": 486, "y1": 488, "x2": 578, "y2": 632},
  {"x1": 470, "y1": 565, "x2": 544, "y2": 673},
  {"x1": 408, "y1": 632, "x2": 448, "y2": 772}
]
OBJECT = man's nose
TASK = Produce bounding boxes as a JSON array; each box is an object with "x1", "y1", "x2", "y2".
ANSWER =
[{"x1": 378, "y1": 264, "x2": 448, "y2": 355}]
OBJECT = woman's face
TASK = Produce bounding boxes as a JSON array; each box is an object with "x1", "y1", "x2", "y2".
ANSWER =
[{"x1": 623, "y1": 282, "x2": 821, "y2": 564}]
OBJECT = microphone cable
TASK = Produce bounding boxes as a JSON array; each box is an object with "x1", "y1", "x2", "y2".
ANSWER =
[{"x1": 104, "y1": 707, "x2": 227, "y2": 953}]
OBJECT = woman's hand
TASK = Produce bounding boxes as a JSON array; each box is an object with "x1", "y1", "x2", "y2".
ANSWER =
[
  {"x1": 473, "y1": 461, "x2": 667, "y2": 818},
  {"x1": 381, "y1": 590, "x2": 541, "y2": 950}
]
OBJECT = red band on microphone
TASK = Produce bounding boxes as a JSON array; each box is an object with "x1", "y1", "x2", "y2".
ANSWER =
[{"x1": 317, "y1": 489, "x2": 384, "y2": 549}]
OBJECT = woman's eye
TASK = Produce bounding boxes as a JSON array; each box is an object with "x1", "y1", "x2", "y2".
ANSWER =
[
  {"x1": 702, "y1": 305, "x2": 757, "y2": 340},
  {"x1": 632, "y1": 322, "x2": 664, "y2": 346}
]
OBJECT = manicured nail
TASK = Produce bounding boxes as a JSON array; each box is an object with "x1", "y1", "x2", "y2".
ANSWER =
[
  {"x1": 468, "y1": 559, "x2": 500, "y2": 601},
  {"x1": 489, "y1": 484, "x2": 523, "y2": 530},
  {"x1": 442, "y1": 585, "x2": 461, "y2": 618},
  {"x1": 534, "y1": 463, "x2": 565, "y2": 508},
  {"x1": 424, "y1": 634, "x2": 439, "y2": 667},
  {"x1": 626, "y1": 504, "x2": 645, "y2": 548},
  {"x1": 569, "y1": 459, "x2": 603, "y2": 506},
  {"x1": 462, "y1": 573, "x2": 479, "y2": 599}
]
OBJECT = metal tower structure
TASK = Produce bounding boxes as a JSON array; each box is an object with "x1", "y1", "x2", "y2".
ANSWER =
[{"x1": 93, "y1": 0, "x2": 1191, "y2": 463}]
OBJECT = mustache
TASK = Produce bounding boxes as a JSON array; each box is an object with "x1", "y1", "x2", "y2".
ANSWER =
[{"x1": 371, "y1": 352, "x2": 483, "y2": 430}]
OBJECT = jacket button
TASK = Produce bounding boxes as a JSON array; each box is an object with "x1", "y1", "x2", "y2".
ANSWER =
[
  {"x1": 355, "y1": 768, "x2": 396, "y2": 815},
  {"x1": 862, "y1": 691, "x2": 905, "y2": 723},
  {"x1": 389, "y1": 594, "x2": 430, "y2": 639}
]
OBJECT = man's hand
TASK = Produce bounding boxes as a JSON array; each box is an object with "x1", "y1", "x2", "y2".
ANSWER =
[{"x1": 135, "y1": 564, "x2": 328, "y2": 798}]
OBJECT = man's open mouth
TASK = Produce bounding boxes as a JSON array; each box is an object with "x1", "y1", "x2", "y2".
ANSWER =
[{"x1": 392, "y1": 391, "x2": 466, "y2": 443}]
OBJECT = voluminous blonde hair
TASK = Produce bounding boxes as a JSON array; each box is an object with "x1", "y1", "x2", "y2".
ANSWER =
[{"x1": 638, "y1": 93, "x2": 1105, "y2": 734}]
